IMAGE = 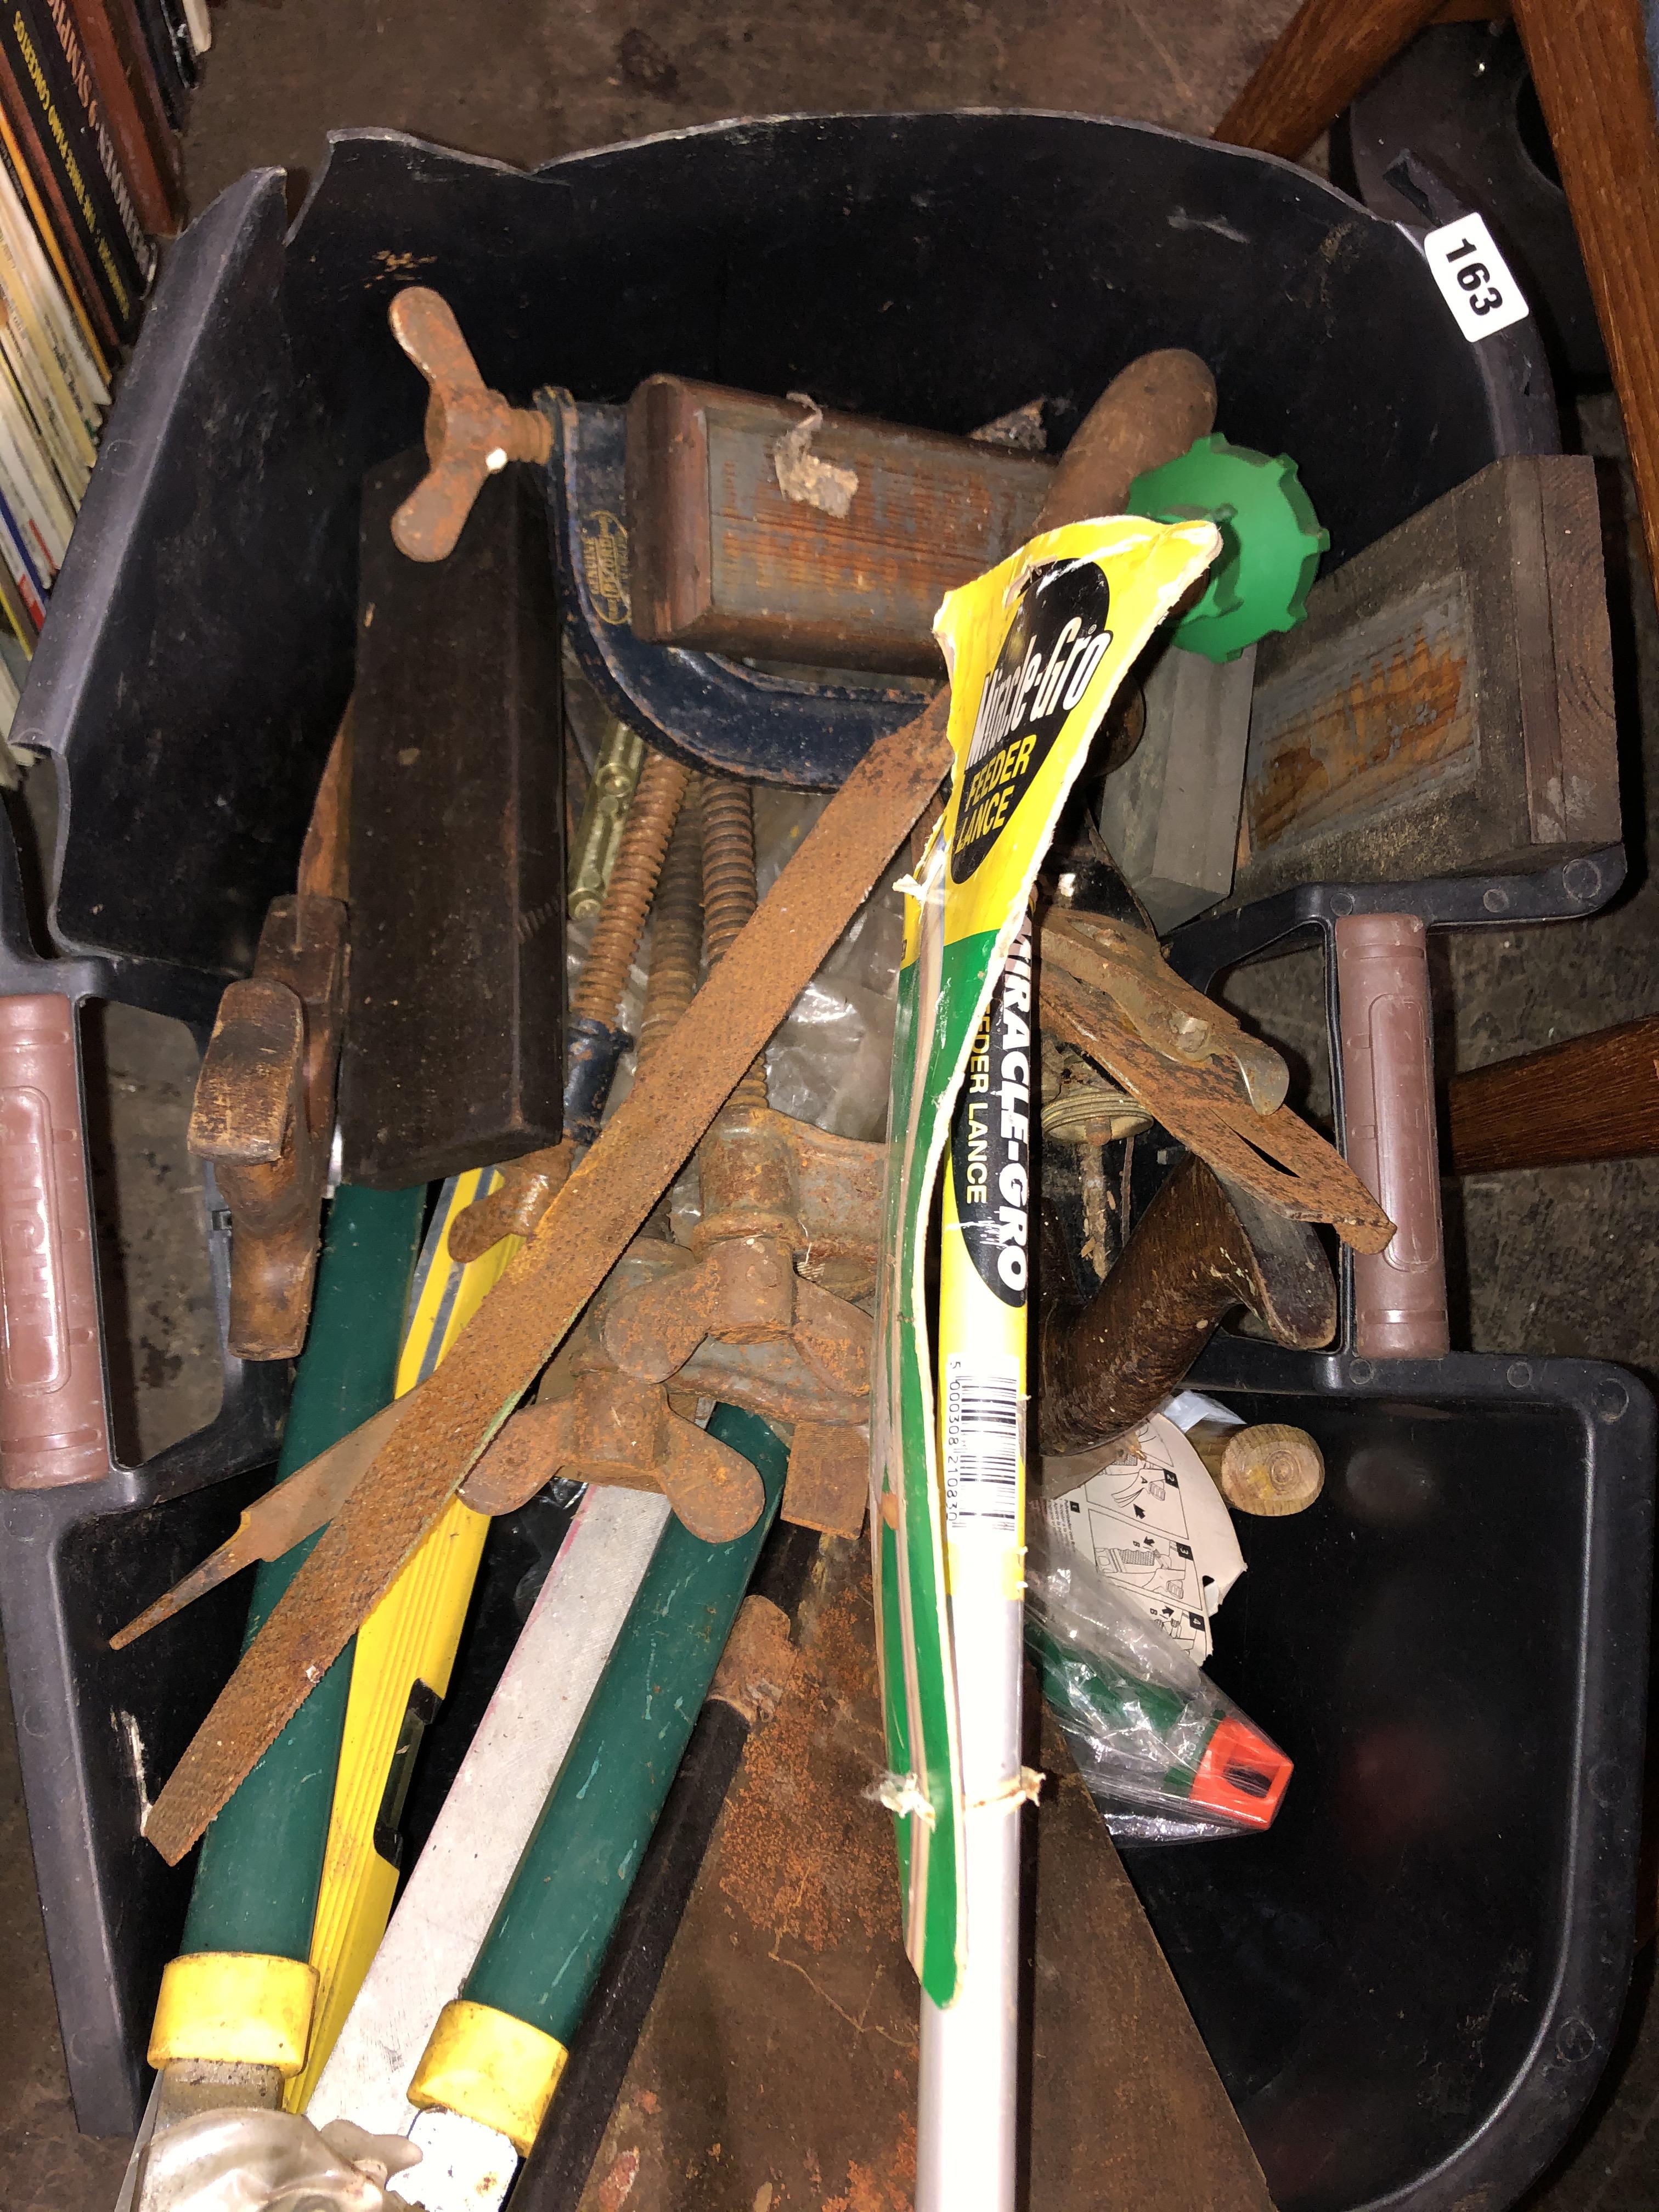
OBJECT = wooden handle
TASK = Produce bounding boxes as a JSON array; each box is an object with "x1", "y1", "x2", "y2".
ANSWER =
[
  {"x1": 1187, "y1": 1419, "x2": 1324, "y2": 1517},
  {"x1": 1447, "y1": 1015, "x2": 1659, "y2": 1173},
  {"x1": 1511, "y1": 0, "x2": 1659, "y2": 616},
  {"x1": 1037, "y1": 351, "x2": 1215, "y2": 530}
]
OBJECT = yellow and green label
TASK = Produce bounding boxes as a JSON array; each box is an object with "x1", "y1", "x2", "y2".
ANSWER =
[{"x1": 871, "y1": 512, "x2": 1218, "y2": 2004}]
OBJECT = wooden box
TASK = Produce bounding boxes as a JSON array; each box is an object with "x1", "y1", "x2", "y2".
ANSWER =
[
  {"x1": 1232, "y1": 454, "x2": 1618, "y2": 900},
  {"x1": 624, "y1": 376, "x2": 1054, "y2": 677}
]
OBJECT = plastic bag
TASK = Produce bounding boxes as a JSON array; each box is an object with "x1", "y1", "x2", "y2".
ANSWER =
[
  {"x1": 134, "y1": 2109, "x2": 421, "y2": 2211},
  {"x1": 1026, "y1": 1522, "x2": 1292, "y2": 1845},
  {"x1": 755, "y1": 786, "x2": 906, "y2": 1141}
]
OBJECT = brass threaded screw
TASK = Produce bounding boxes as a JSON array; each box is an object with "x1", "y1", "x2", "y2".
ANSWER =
[
  {"x1": 448, "y1": 741, "x2": 687, "y2": 1262},
  {"x1": 570, "y1": 748, "x2": 691, "y2": 1025},
  {"x1": 699, "y1": 777, "x2": 766, "y2": 1110},
  {"x1": 637, "y1": 791, "x2": 704, "y2": 1071}
]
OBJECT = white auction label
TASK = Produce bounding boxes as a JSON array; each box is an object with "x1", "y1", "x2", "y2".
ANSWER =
[{"x1": 1421, "y1": 212, "x2": 1529, "y2": 340}]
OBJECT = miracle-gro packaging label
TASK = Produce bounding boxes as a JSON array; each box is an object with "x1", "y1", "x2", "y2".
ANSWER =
[{"x1": 871, "y1": 512, "x2": 1218, "y2": 2005}]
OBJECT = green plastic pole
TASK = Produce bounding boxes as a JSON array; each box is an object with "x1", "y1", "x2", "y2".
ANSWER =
[
  {"x1": 463, "y1": 1405, "x2": 787, "y2": 2045},
  {"x1": 180, "y1": 1182, "x2": 426, "y2": 1961}
]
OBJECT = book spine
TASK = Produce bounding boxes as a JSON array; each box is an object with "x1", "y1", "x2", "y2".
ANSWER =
[
  {"x1": 0, "y1": 2, "x2": 142, "y2": 338},
  {"x1": 0, "y1": 192, "x2": 100, "y2": 444},
  {"x1": 0, "y1": 419, "x2": 58, "y2": 580},
  {"x1": 10, "y1": 0, "x2": 148, "y2": 301},
  {"x1": 38, "y1": 0, "x2": 155, "y2": 266},
  {"x1": 129, "y1": 0, "x2": 191, "y2": 121},
  {"x1": 0, "y1": 488, "x2": 44, "y2": 631},
  {"x1": 66, "y1": 0, "x2": 180, "y2": 238},
  {"x1": 0, "y1": 182, "x2": 95, "y2": 465},
  {"x1": 0, "y1": 353, "x2": 74, "y2": 557},
  {"x1": 8, "y1": 313, "x2": 88, "y2": 498},
  {"x1": 0, "y1": 541, "x2": 37, "y2": 652},
  {"x1": 0, "y1": 124, "x2": 106, "y2": 407},
  {"x1": 0, "y1": 89, "x2": 114, "y2": 368},
  {"x1": 0, "y1": 313, "x2": 86, "y2": 503},
  {"x1": 0, "y1": 653, "x2": 26, "y2": 767}
]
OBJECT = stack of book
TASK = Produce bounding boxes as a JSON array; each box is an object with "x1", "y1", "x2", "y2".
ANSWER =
[{"x1": 0, "y1": 0, "x2": 207, "y2": 769}]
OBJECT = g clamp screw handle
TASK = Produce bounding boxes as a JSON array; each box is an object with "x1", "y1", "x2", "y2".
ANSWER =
[{"x1": 387, "y1": 286, "x2": 553, "y2": 561}]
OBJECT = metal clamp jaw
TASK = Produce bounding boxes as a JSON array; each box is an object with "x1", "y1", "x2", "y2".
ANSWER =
[
  {"x1": 464, "y1": 1226, "x2": 876, "y2": 1545},
  {"x1": 386, "y1": 287, "x2": 552, "y2": 562},
  {"x1": 596, "y1": 1102, "x2": 882, "y2": 1392},
  {"x1": 188, "y1": 895, "x2": 347, "y2": 1359},
  {"x1": 1041, "y1": 907, "x2": 1286, "y2": 1113}
]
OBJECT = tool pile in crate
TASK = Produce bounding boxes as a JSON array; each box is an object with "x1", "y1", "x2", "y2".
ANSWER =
[{"x1": 94, "y1": 261, "x2": 1622, "y2": 2212}]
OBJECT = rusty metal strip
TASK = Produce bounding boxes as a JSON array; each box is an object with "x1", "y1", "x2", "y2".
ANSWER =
[
  {"x1": 1040, "y1": 909, "x2": 1288, "y2": 1114},
  {"x1": 109, "y1": 1390, "x2": 421, "y2": 1650},
  {"x1": 1041, "y1": 964, "x2": 1395, "y2": 1252}
]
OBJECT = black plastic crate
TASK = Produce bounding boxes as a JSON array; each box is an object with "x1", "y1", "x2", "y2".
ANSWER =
[{"x1": 1, "y1": 117, "x2": 1638, "y2": 2212}]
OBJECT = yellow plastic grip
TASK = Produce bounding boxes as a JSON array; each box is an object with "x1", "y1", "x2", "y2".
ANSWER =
[
  {"x1": 408, "y1": 1997, "x2": 568, "y2": 2154},
  {"x1": 147, "y1": 1951, "x2": 318, "y2": 2074}
]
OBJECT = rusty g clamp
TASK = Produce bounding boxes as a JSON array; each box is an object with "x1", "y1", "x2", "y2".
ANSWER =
[
  {"x1": 597, "y1": 1099, "x2": 882, "y2": 1385},
  {"x1": 188, "y1": 894, "x2": 347, "y2": 1360},
  {"x1": 465, "y1": 1234, "x2": 872, "y2": 1542},
  {"x1": 599, "y1": 777, "x2": 881, "y2": 1389},
  {"x1": 453, "y1": 768, "x2": 883, "y2": 1545}
]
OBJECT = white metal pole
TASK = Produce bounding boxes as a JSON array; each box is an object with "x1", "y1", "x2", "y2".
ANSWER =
[{"x1": 917, "y1": 919, "x2": 1033, "y2": 2212}]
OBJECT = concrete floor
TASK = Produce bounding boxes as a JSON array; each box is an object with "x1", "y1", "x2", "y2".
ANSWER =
[{"x1": 4, "y1": 0, "x2": 1659, "y2": 2205}]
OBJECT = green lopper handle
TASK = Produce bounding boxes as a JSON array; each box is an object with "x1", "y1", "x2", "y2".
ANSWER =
[
  {"x1": 180, "y1": 1183, "x2": 426, "y2": 1961},
  {"x1": 464, "y1": 1405, "x2": 787, "y2": 2046}
]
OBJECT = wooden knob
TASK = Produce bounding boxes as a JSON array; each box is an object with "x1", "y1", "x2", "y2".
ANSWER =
[
  {"x1": 1187, "y1": 1419, "x2": 1324, "y2": 1516},
  {"x1": 386, "y1": 287, "x2": 552, "y2": 562}
]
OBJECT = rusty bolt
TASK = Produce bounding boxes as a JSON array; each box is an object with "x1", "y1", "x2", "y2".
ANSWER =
[
  {"x1": 699, "y1": 777, "x2": 766, "y2": 1111},
  {"x1": 571, "y1": 748, "x2": 692, "y2": 1028},
  {"x1": 448, "y1": 744, "x2": 690, "y2": 1262},
  {"x1": 635, "y1": 788, "x2": 704, "y2": 1071}
]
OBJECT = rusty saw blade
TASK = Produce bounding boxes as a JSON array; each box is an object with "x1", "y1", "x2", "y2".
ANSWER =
[{"x1": 141, "y1": 348, "x2": 1220, "y2": 1865}]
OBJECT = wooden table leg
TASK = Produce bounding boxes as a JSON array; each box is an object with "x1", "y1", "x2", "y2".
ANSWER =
[
  {"x1": 1447, "y1": 1015, "x2": 1659, "y2": 1174},
  {"x1": 1511, "y1": 0, "x2": 1659, "y2": 607},
  {"x1": 1218, "y1": 0, "x2": 1659, "y2": 622},
  {"x1": 1212, "y1": 0, "x2": 1446, "y2": 159}
]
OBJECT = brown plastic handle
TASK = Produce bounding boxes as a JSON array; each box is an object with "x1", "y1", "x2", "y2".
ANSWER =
[
  {"x1": 0, "y1": 994, "x2": 111, "y2": 1487},
  {"x1": 1334, "y1": 914, "x2": 1449, "y2": 1357}
]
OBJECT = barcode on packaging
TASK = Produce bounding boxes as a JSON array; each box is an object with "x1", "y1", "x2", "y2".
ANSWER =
[{"x1": 943, "y1": 1353, "x2": 1022, "y2": 1534}]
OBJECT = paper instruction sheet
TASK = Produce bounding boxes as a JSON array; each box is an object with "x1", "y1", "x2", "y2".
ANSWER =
[{"x1": 1040, "y1": 1412, "x2": 1245, "y2": 1662}]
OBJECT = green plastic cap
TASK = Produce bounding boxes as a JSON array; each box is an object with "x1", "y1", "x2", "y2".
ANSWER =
[{"x1": 1126, "y1": 432, "x2": 1330, "y2": 663}]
